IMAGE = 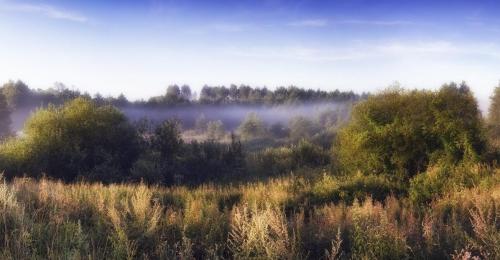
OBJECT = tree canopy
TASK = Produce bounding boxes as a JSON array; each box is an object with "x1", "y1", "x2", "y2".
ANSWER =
[
  {"x1": 0, "y1": 98, "x2": 140, "y2": 181},
  {"x1": 335, "y1": 83, "x2": 486, "y2": 177}
]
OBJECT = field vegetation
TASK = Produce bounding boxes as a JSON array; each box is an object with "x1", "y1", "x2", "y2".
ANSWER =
[{"x1": 0, "y1": 81, "x2": 499, "y2": 259}]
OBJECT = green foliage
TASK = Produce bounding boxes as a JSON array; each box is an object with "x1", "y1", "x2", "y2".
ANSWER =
[
  {"x1": 248, "y1": 140, "x2": 330, "y2": 177},
  {"x1": 336, "y1": 83, "x2": 486, "y2": 177},
  {"x1": 0, "y1": 98, "x2": 140, "y2": 182},
  {"x1": 0, "y1": 93, "x2": 11, "y2": 139},
  {"x1": 311, "y1": 172, "x2": 406, "y2": 205},
  {"x1": 488, "y1": 86, "x2": 500, "y2": 150},
  {"x1": 206, "y1": 120, "x2": 225, "y2": 140},
  {"x1": 1, "y1": 80, "x2": 31, "y2": 109},
  {"x1": 132, "y1": 121, "x2": 245, "y2": 185},
  {"x1": 409, "y1": 163, "x2": 498, "y2": 204},
  {"x1": 289, "y1": 116, "x2": 319, "y2": 141},
  {"x1": 237, "y1": 112, "x2": 267, "y2": 140}
]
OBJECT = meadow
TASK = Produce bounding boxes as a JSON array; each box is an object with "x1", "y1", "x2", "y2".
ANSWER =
[
  {"x1": 1, "y1": 164, "x2": 499, "y2": 259},
  {"x1": 0, "y1": 83, "x2": 499, "y2": 259}
]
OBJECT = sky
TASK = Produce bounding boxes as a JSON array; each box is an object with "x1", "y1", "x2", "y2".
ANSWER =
[{"x1": 0, "y1": 0, "x2": 499, "y2": 111}]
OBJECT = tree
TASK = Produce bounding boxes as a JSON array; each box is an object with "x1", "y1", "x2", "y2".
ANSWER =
[
  {"x1": 0, "y1": 98, "x2": 140, "y2": 182},
  {"x1": 206, "y1": 120, "x2": 225, "y2": 140},
  {"x1": 488, "y1": 86, "x2": 500, "y2": 149},
  {"x1": 336, "y1": 83, "x2": 485, "y2": 177},
  {"x1": 0, "y1": 93, "x2": 11, "y2": 139},
  {"x1": 181, "y1": 85, "x2": 192, "y2": 101},
  {"x1": 269, "y1": 122, "x2": 289, "y2": 139},
  {"x1": 165, "y1": 85, "x2": 181, "y2": 104},
  {"x1": 237, "y1": 112, "x2": 267, "y2": 140},
  {"x1": 1, "y1": 80, "x2": 31, "y2": 109},
  {"x1": 152, "y1": 119, "x2": 183, "y2": 159},
  {"x1": 289, "y1": 116, "x2": 318, "y2": 141},
  {"x1": 195, "y1": 113, "x2": 208, "y2": 133}
]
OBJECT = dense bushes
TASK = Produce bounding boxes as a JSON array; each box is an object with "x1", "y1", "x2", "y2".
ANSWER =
[
  {"x1": 247, "y1": 139, "x2": 330, "y2": 177},
  {"x1": 132, "y1": 120, "x2": 245, "y2": 185},
  {"x1": 0, "y1": 98, "x2": 140, "y2": 182},
  {"x1": 336, "y1": 83, "x2": 486, "y2": 177}
]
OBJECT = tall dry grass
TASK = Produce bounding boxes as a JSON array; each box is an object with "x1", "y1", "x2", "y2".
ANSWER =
[{"x1": 0, "y1": 170, "x2": 498, "y2": 259}]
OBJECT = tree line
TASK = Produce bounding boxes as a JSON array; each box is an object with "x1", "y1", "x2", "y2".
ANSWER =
[
  {"x1": 0, "y1": 80, "x2": 363, "y2": 110},
  {"x1": 0, "y1": 81, "x2": 498, "y2": 190}
]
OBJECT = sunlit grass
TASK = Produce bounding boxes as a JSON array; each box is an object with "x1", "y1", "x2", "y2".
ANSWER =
[{"x1": 0, "y1": 168, "x2": 499, "y2": 259}]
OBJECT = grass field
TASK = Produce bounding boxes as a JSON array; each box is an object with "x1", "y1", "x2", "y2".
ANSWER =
[{"x1": 1, "y1": 167, "x2": 499, "y2": 259}]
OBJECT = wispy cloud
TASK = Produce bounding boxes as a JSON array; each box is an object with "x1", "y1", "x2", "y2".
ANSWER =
[
  {"x1": 335, "y1": 19, "x2": 415, "y2": 26},
  {"x1": 288, "y1": 19, "x2": 328, "y2": 27},
  {"x1": 288, "y1": 18, "x2": 415, "y2": 28},
  {"x1": 225, "y1": 41, "x2": 500, "y2": 63},
  {"x1": 0, "y1": 3, "x2": 88, "y2": 23}
]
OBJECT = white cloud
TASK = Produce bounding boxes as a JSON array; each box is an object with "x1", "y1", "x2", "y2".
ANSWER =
[
  {"x1": 335, "y1": 19, "x2": 415, "y2": 26},
  {"x1": 0, "y1": 3, "x2": 88, "y2": 23},
  {"x1": 288, "y1": 19, "x2": 415, "y2": 28},
  {"x1": 225, "y1": 41, "x2": 500, "y2": 63},
  {"x1": 288, "y1": 19, "x2": 328, "y2": 27}
]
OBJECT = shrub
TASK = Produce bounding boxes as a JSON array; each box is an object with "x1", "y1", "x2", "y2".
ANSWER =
[
  {"x1": 248, "y1": 140, "x2": 330, "y2": 177},
  {"x1": 311, "y1": 172, "x2": 406, "y2": 205},
  {"x1": 409, "y1": 163, "x2": 496, "y2": 204},
  {"x1": 0, "y1": 98, "x2": 140, "y2": 182},
  {"x1": 237, "y1": 112, "x2": 267, "y2": 140},
  {"x1": 336, "y1": 84, "x2": 486, "y2": 177}
]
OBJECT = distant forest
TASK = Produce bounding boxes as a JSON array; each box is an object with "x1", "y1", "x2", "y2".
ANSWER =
[{"x1": 0, "y1": 80, "x2": 364, "y2": 109}]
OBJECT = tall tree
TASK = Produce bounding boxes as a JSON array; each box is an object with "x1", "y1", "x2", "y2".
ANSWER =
[
  {"x1": 0, "y1": 93, "x2": 11, "y2": 139},
  {"x1": 489, "y1": 85, "x2": 500, "y2": 148}
]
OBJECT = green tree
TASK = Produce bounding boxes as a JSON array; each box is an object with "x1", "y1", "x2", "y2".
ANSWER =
[
  {"x1": 488, "y1": 86, "x2": 500, "y2": 149},
  {"x1": 152, "y1": 119, "x2": 183, "y2": 160},
  {"x1": 237, "y1": 112, "x2": 267, "y2": 140},
  {"x1": 165, "y1": 85, "x2": 181, "y2": 104},
  {"x1": 1, "y1": 80, "x2": 31, "y2": 109},
  {"x1": 336, "y1": 83, "x2": 485, "y2": 177},
  {"x1": 206, "y1": 120, "x2": 225, "y2": 140},
  {"x1": 289, "y1": 116, "x2": 318, "y2": 141},
  {"x1": 0, "y1": 98, "x2": 140, "y2": 181},
  {"x1": 181, "y1": 85, "x2": 192, "y2": 100},
  {"x1": 0, "y1": 93, "x2": 11, "y2": 139}
]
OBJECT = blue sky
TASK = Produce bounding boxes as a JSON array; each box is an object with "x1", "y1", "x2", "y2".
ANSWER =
[{"x1": 0, "y1": 0, "x2": 499, "y2": 110}]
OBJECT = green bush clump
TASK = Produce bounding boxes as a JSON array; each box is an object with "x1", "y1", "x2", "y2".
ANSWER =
[
  {"x1": 247, "y1": 139, "x2": 330, "y2": 177},
  {"x1": 0, "y1": 98, "x2": 140, "y2": 182},
  {"x1": 336, "y1": 83, "x2": 486, "y2": 177},
  {"x1": 311, "y1": 172, "x2": 406, "y2": 205},
  {"x1": 410, "y1": 163, "x2": 498, "y2": 204}
]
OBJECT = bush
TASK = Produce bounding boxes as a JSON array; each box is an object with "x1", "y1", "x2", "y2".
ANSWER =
[
  {"x1": 409, "y1": 163, "x2": 497, "y2": 204},
  {"x1": 0, "y1": 98, "x2": 140, "y2": 182},
  {"x1": 237, "y1": 112, "x2": 267, "y2": 140},
  {"x1": 247, "y1": 140, "x2": 330, "y2": 177},
  {"x1": 336, "y1": 84, "x2": 486, "y2": 177},
  {"x1": 311, "y1": 172, "x2": 406, "y2": 205}
]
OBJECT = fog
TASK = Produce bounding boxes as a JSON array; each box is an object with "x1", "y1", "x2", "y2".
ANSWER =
[
  {"x1": 122, "y1": 102, "x2": 352, "y2": 130},
  {"x1": 9, "y1": 102, "x2": 353, "y2": 133}
]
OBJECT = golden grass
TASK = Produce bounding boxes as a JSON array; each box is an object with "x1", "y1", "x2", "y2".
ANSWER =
[{"x1": 0, "y1": 173, "x2": 498, "y2": 259}]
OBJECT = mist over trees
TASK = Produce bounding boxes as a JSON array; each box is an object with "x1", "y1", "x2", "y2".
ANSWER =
[
  {"x1": 0, "y1": 79, "x2": 497, "y2": 191},
  {"x1": 0, "y1": 80, "x2": 361, "y2": 109}
]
